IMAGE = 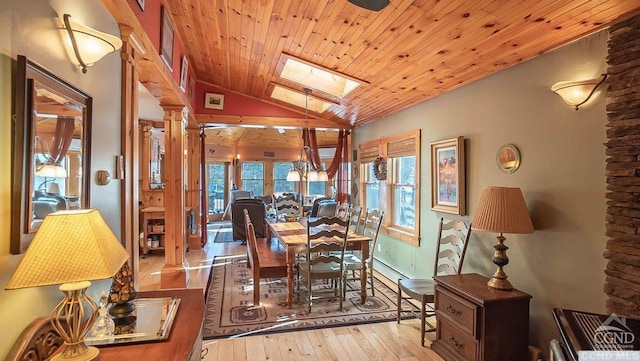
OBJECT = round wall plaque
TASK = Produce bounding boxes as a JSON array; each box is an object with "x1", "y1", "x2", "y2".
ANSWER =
[{"x1": 496, "y1": 144, "x2": 521, "y2": 174}]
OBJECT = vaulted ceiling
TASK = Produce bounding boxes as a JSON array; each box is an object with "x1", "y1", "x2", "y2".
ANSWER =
[{"x1": 165, "y1": 0, "x2": 640, "y2": 129}]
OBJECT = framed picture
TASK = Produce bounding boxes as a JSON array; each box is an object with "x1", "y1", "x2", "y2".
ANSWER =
[
  {"x1": 159, "y1": 5, "x2": 174, "y2": 71},
  {"x1": 188, "y1": 77, "x2": 195, "y2": 101},
  {"x1": 204, "y1": 93, "x2": 224, "y2": 110},
  {"x1": 136, "y1": 0, "x2": 145, "y2": 11},
  {"x1": 179, "y1": 55, "x2": 188, "y2": 91},
  {"x1": 430, "y1": 136, "x2": 465, "y2": 215},
  {"x1": 150, "y1": 137, "x2": 161, "y2": 185}
]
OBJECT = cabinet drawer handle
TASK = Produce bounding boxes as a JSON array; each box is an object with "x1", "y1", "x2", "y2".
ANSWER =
[
  {"x1": 446, "y1": 304, "x2": 462, "y2": 316},
  {"x1": 448, "y1": 336, "x2": 464, "y2": 350}
]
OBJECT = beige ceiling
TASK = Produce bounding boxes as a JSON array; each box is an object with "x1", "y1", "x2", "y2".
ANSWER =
[{"x1": 166, "y1": 0, "x2": 640, "y2": 129}]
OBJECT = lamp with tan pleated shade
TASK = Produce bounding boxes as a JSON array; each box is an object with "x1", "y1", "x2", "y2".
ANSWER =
[
  {"x1": 6, "y1": 209, "x2": 129, "y2": 361},
  {"x1": 471, "y1": 186, "x2": 534, "y2": 290}
]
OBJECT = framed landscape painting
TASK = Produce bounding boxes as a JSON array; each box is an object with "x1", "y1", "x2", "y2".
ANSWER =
[{"x1": 430, "y1": 136, "x2": 466, "y2": 215}]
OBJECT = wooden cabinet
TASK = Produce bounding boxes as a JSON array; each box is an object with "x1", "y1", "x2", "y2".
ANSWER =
[
  {"x1": 141, "y1": 206, "x2": 166, "y2": 255},
  {"x1": 431, "y1": 273, "x2": 531, "y2": 361},
  {"x1": 140, "y1": 206, "x2": 194, "y2": 256}
]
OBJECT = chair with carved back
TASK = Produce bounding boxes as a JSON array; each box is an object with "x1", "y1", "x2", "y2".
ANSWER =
[
  {"x1": 7, "y1": 317, "x2": 65, "y2": 361},
  {"x1": 396, "y1": 217, "x2": 472, "y2": 346},
  {"x1": 342, "y1": 209, "x2": 383, "y2": 299},
  {"x1": 274, "y1": 194, "x2": 301, "y2": 222},
  {"x1": 296, "y1": 216, "x2": 350, "y2": 312}
]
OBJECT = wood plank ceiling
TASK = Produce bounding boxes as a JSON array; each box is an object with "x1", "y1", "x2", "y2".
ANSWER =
[
  {"x1": 166, "y1": 0, "x2": 640, "y2": 129},
  {"x1": 204, "y1": 127, "x2": 339, "y2": 148}
]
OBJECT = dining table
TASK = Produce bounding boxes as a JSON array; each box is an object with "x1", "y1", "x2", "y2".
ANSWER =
[{"x1": 268, "y1": 217, "x2": 372, "y2": 309}]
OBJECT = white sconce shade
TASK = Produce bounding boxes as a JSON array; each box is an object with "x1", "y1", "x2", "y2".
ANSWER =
[
  {"x1": 306, "y1": 170, "x2": 319, "y2": 182},
  {"x1": 551, "y1": 74, "x2": 607, "y2": 111},
  {"x1": 286, "y1": 170, "x2": 301, "y2": 182},
  {"x1": 62, "y1": 14, "x2": 123, "y2": 73},
  {"x1": 317, "y1": 170, "x2": 328, "y2": 181},
  {"x1": 35, "y1": 164, "x2": 68, "y2": 178}
]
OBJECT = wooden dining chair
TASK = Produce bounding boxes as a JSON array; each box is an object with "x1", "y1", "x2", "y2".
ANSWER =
[
  {"x1": 244, "y1": 210, "x2": 287, "y2": 305},
  {"x1": 348, "y1": 205, "x2": 364, "y2": 234},
  {"x1": 342, "y1": 209, "x2": 384, "y2": 299},
  {"x1": 274, "y1": 198, "x2": 300, "y2": 221},
  {"x1": 396, "y1": 218, "x2": 472, "y2": 346},
  {"x1": 335, "y1": 202, "x2": 351, "y2": 220},
  {"x1": 296, "y1": 216, "x2": 350, "y2": 312}
]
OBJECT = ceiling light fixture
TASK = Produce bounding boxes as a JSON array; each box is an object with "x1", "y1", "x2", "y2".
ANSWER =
[
  {"x1": 287, "y1": 89, "x2": 328, "y2": 183},
  {"x1": 62, "y1": 14, "x2": 123, "y2": 74},
  {"x1": 347, "y1": 0, "x2": 390, "y2": 11},
  {"x1": 551, "y1": 74, "x2": 608, "y2": 111}
]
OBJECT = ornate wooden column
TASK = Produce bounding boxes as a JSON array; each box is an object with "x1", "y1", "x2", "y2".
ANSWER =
[
  {"x1": 186, "y1": 125, "x2": 202, "y2": 250},
  {"x1": 160, "y1": 105, "x2": 189, "y2": 289},
  {"x1": 119, "y1": 25, "x2": 142, "y2": 286}
]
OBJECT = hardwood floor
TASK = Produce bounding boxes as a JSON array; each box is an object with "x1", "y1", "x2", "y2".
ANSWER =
[{"x1": 138, "y1": 223, "x2": 443, "y2": 361}]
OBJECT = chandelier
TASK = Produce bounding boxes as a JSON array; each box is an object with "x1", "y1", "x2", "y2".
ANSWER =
[{"x1": 286, "y1": 88, "x2": 328, "y2": 182}]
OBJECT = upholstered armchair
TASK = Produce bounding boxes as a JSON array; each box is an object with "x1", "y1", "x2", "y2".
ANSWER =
[{"x1": 231, "y1": 198, "x2": 267, "y2": 243}]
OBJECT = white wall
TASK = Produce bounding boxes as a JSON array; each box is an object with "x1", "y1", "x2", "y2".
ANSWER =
[
  {"x1": 354, "y1": 31, "x2": 608, "y2": 351},
  {"x1": 0, "y1": 0, "x2": 122, "y2": 358}
]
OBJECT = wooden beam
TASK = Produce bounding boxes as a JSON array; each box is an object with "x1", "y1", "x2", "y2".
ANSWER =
[
  {"x1": 100, "y1": 0, "x2": 196, "y2": 127},
  {"x1": 195, "y1": 114, "x2": 347, "y2": 129}
]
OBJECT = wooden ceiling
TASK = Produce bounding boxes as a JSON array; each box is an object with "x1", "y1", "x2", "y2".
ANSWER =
[
  {"x1": 166, "y1": 0, "x2": 640, "y2": 128},
  {"x1": 204, "y1": 127, "x2": 339, "y2": 148}
]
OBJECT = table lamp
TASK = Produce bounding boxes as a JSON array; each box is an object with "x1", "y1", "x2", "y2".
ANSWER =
[
  {"x1": 6, "y1": 209, "x2": 129, "y2": 361},
  {"x1": 471, "y1": 186, "x2": 534, "y2": 290}
]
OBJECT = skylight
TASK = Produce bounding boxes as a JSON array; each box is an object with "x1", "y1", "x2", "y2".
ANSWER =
[
  {"x1": 278, "y1": 54, "x2": 364, "y2": 98},
  {"x1": 270, "y1": 85, "x2": 334, "y2": 113}
]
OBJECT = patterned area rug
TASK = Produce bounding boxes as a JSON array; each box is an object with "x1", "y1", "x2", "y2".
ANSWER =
[
  {"x1": 209, "y1": 222, "x2": 234, "y2": 243},
  {"x1": 202, "y1": 254, "x2": 413, "y2": 339}
]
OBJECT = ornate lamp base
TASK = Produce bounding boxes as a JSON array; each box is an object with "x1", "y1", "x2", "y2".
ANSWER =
[
  {"x1": 108, "y1": 301, "x2": 136, "y2": 318},
  {"x1": 487, "y1": 233, "x2": 514, "y2": 290}
]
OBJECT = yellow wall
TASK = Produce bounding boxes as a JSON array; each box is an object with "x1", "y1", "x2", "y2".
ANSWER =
[
  {"x1": 0, "y1": 0, "x2": 122, "y2": 358},
  {"x1": 353, "y1": 31, "x2": 609, "y2": 352}
]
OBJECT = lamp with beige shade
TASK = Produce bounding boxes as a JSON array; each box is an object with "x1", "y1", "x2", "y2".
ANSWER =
[
  {"x1": 471, "y1": 186, "x2": 534, "y2": 290},
  {"x1": 6, "y1": 209, "x2": 129, "y2": 361}
]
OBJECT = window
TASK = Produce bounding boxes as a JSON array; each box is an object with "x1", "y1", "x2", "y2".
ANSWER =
[
  {"x1": 390, "y1": 156, "x2": 416, "y2": 229},
  {"x1": 359, "y1": 129, "x2": 421, "y2": 246},
  {"x1": 207, "y1": 163, "x2": 226, "y2": 214},
  {"x1": 308, "y1": 162, "x2": 328, "y2": 196},
  {"x1": 273, "y1": 162, "x2": 295, "y2": 193},
  {"x1": 241, "y1": 161, "x2": 264, "y2": 196},
  {"x1": 362, "y1": 163, "x2": 379, "y2": 211}
]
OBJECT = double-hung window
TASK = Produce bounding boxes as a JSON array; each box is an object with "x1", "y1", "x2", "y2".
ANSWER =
[
  {"x1": 241, "y1": 161, "x2": 264, "y2": 196},
  {"x1": 358, "y1": 129, "x2": 420, "y2": 246},
  {"x1": 273, "y1": 162, "x2": 295, "y2": 193}
]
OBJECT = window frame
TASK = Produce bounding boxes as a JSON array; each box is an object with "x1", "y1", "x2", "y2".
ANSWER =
[
  {"x1": 239, "y1": 161, "x2": 265, "y2": 196},
  {"x1": 358, "y1": 129, "x2": 421, "y2": 246}
]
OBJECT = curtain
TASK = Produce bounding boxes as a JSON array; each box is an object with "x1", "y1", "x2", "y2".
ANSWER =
[{"x1": 50, "y1": 116, "x2": 75, "y2": 165}]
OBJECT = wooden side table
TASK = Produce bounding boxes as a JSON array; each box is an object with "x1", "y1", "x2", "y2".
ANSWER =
[
  {"x1": 431, "y1": 273, "x2": 531, "y2": 361},
  {"x1": 98, "y1": 288, "x2": 204, "y2": 361}
]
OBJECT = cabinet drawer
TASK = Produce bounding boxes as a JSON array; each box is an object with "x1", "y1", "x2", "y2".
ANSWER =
[
  {"x1": 435, "y1": 285, "x2": 477, "y2": 337},
  {"x1": 438, "y1": 319, "x2": 478, "y2": 361}
]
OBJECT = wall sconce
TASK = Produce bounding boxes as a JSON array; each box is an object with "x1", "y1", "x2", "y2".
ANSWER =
[
  {"x1": 62, "y1": 14, "x2": 123, "y2": 74},
  {"x1": 551, "y1": 74, "x2": 608, "y2": 111},
  {"x1": 233, "y1": 154, "x2": 240, "y2": 167}
]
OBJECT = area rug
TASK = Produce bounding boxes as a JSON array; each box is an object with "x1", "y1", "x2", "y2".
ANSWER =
[
  {"x1": 202, "y1": 254, "x2": 414, "y2": 339},
  {"x1": 209, "y1": 222, "x2": 234, "y2": 243}
]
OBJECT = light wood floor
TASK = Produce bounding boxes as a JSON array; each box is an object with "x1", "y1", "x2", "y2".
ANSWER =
[{"x1": 138, "y1": 224, "x2": 443, "y2": 361}]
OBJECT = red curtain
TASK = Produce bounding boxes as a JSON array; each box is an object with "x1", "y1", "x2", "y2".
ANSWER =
[
  {"x1": 302, "y1": 128, "x2": 350, "y2": 201},
  {"x1": 49, "y1": 116, "x2": 75, "y2": 165}
]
